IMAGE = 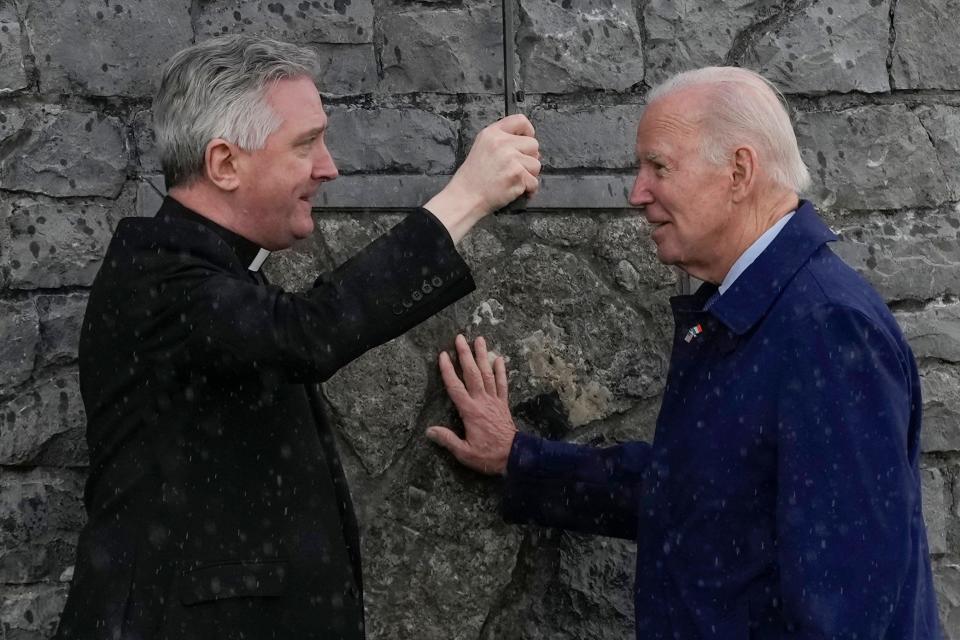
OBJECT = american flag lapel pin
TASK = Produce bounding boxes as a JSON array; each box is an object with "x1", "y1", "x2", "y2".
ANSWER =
[{"x1": 684, "y1": 323, "x2": 703, "y2": 343}]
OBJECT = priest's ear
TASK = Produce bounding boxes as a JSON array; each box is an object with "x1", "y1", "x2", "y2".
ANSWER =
[{"x1": 204, "y1": 138, "x2": 241, "y2": 192}]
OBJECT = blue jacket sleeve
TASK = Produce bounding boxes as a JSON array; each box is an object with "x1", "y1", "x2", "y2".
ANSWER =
[
  {"x1": 500, "y1": 432, "x2": 651, "y2": 540},
  {"x1": 776, "y1": 304, "x2": 921, "y2": 637}
]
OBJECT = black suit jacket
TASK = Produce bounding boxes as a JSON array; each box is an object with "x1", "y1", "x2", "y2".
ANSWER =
[{"x1": 55, "y1": 197, "x2": 475, "y2": 639}]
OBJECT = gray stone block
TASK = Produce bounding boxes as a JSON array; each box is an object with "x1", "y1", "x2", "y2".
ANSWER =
[
  {"x1": 0, "y1": 5, "x2": 27, "y2": 94},
  {"x1": 467, "y1": 240, "x2": 668, "y2": 425},
  {"x1": 197, "y1": 0, "x2": 374, "y2": 45},
  {"x1": 896, "y1": 304, "x2": 960, "y2": 363},
  {"x1": 795, "y1": 105, "x2": 951, "y2": 210},
  {"x1": 324, "y1": 337, "x2": 427, "y2": 475},
  {"x1": 327, "y1": 106, "x2": 457, "y2": 174},
  {"x1": 315, "y1": 43, "x2": 376, "y2": 97},
  {"x1": 644, "y1": 0, "x2": 776, "y2": 86},
  {"x1": 922, "y1": 467, "x2": 948, "y2": 554},
  {"x1": 0, "y1": 468, "x2": 85, "y2": 586},
  {"x1": 596, "y1": 215, "x2": 679, "y2": 294},
  {"x1": 378, "y1": 4, "x2": 503, "y2": 94},
  {"x1": 832, "y1": 210, "x2": 960, "y2": 302},
  {"x1": 0, "y1": 369, "x2": 86, "y2": 466},
  {"x1": 36, "y1": 294, "x2": 87, "y2": 367},
  {"x1": 531, "y1": 104, "x2": 640, "y2": 170},
  {"x1": 744, "y1": 0, "x2": 890, "y2": 94},
  {"x1": 22, "y1": 0, "x2": 192, "y2": 97},
  {"x1": 2, "y1": 197, "x2": 113, "y2": 289},
  {"x1": 312, "y1": 174, "x2": 636, "y2": 209},
  {"x1": 136, "y1": 176, "x2": 166, "y2": 219},
  {"x1": 0, "y1": 583, "x2": 71, "y2": 640},
  {"x1": 892, "y1": 0, "x2": 960, "y2": 90},
  {"x1": 934, "y1": 563, "x2": 960, "y2": 637},
  {"x1": 132, "y1": 109, "x2": 160, "y2": 174},
  {"x1": 917, "y1": 105, "x2": 960, "y2": 200},
  {"x1": 0, "y1": 106, "x2": 127, "y2": 199},
  {"x1": 360, "y1": 446, "x2": 523, "y2": 640},
  {"x1": 0, "y1": 299, "x2": 38, "y2": 393},
  {"x1": 919, "y1": 364, "x2": 960, "y2": 454},
  {"x1": 520, "y1": 0, "x2": 644, "y2": 93},
  {"x1": 0, "y1": 105, "x2": 25, "y2": 143}
]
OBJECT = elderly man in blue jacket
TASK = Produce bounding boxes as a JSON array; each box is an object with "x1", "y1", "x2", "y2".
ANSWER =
[{"x1": 426, "y1": 66, "x2": 942, "y2": 638}]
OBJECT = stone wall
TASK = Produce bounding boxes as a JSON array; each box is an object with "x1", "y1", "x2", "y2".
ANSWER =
[{"x1": 1, "y1": 0, "x2": 960, "y2": 638}]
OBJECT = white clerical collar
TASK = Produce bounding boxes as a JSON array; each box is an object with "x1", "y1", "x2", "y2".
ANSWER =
[{"x1": 248, "y1": 248, "x2": 271, "y2": 272}]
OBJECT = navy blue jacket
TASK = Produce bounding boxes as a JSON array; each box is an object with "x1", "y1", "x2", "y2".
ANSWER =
[{"x1": 503, "y1": 202, "x2": 941, "y2": 638}]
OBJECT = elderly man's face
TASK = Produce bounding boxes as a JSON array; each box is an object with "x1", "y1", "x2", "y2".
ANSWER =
[
  {"x1": 234, "y1": 75, "x2": 338, "y2": 250},
  {"x1": 629, "y1": 90, "x2": 735, "y2": 282}
]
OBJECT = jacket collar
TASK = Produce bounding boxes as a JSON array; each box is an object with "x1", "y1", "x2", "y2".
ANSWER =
[
  {"x1": 155, "y1": 196, "x2": 270, "y2": 272},
  {"x1": 705, "y1": 200, "x2": 836, "y2": 335}
]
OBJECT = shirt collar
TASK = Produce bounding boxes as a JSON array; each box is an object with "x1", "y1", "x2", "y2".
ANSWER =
[
  {"x1": 717, "y1": 211, "x2": 795, "y2": 295},
  {"x1": 155, "y1": 196, "x2": 272, "y2": 272},
  {"x1": 671, "y1": 200, "x2": 837, "y2": 335}
]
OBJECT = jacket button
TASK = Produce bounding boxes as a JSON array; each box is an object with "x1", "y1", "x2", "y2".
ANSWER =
[
  {"x1": 412, "y1": 290, "x2": 423, "y2": 302},
  {"x1": 431, "y1": 276, "x2": 443, "y2": 288}
]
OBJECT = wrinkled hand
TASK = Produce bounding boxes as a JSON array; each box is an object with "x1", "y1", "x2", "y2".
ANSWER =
[
  {"x1": 424, "y1": 115, "x2": 541, "y2": 243},
  {"x1": 426, "y1": 335, "x2": 518, "y2": 476}
]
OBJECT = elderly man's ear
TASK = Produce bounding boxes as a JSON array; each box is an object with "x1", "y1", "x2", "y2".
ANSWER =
[
  {"x1": 204, "y1": 138, "x2": 242, "y2": 192},
  {"x1": 730, "y1": 146, "x2": 759, "y2": 203}
]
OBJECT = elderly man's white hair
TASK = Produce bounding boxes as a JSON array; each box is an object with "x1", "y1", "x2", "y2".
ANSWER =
[{"x1": 648, "y1": 67, "x2": 812, "y2": 194}]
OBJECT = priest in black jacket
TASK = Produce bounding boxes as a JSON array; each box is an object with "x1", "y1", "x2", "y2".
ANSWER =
[{"x1": 54, "y1": 34, "x2": 540, "y2": 640}]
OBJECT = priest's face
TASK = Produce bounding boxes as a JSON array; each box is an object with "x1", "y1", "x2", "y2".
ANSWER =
[{"x1": 234, "y1": 75, "x2": 338, "y2": 250}]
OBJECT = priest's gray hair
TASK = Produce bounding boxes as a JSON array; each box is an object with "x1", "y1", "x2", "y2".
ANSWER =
[
  {"x1": 153, "y1": 34, "x2": 320, "y2": 188},
  {"x1": 648, "y1": 67, "x2": 812, "y2": 194}
]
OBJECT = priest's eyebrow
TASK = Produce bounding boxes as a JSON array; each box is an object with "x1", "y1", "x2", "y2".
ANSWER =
[{"x1": 295, "y1": 125, "x2": 327, "y2": 145}]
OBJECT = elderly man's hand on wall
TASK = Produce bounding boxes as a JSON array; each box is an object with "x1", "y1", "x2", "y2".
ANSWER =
[{"x1": 426, "y1": 334, "x2": 518, "y2": 476}]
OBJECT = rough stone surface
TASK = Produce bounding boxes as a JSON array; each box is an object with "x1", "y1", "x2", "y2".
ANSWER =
[
  {"x1": 359, "y1": 444, "x2": 523, "y2": 640},
  {"x1": 0, "y1": 105, "x2": 26, "y2": 144},
  {"x1": 4, "y1": 1, "x2": 960, "y2": 636},
  {"x1": 795, "y1": 105, "x2": 952, "y2": 210},
  {"x1": 481, "y1": 531, "x2": 636, "y2": 640},
  {"x1": 35, "y1": 294, "x2": 87, "y2": 367},
  {"x1": 0, "y1": 469, "x2": 85, "y2": 585},
  {"x1": 531, "y1": 104, "x2": 640, "y2": 170},
  {"x1": 935, "y1": 563, "x2": 960, "y2": 637},
  {"x1": 0, "y1": 369, "x2": 85, "y2": 466},
  {"x1": 315, "y1": 43, "x2": 377, "y2": 97},
  {"x1": 832, "y1": 209, "x2": 960, "y2": 302},
  {"x1": 891, "y1": 0, "x2": 960, "y2": 90},
  {"x1": 0, "y1": 107, "x2": 127, "y2": 198},
  {"x1": 326, "y1": 107, "x2": 457, "y2": 174},
  {"x1": 644, "y1": 0, "x2": 775, "y2": 86},
  {"x1": 324, "y1": 337, "x2": 429, "y2": 476},
  {"x1": 197, "y1": 0, "x2": 374, "y2": 45},
  {"x1": 897, "y1": 303, "x2": 960, "y2": 363},
  {"x1": 924, "y1": 467, "x2": 949, "y2": 555},
  {"x1": 131, "y1": 109, "x2": 160, "y2": 174},
  {"x1": 0, "y1": 299, "x2": 38, "y2": 393},
  {"x1": 2, "y1": 198, "x2": 114, "y2": 290},
  {"x1": 918, "y1": 363, "x2": 960, "y2": 454},
  {"x1": 0, "y1": 4, "x2": 27, "y2": 94},
  {"x1": 378, "y1": 4, "x2": 503, "y2": 94},
  {"x1": 744, "y1": 0, "x2": 890, "y2": 94},
  {"x1": 917, "y1": 105, "x2": 960, "y2": 199},
  {"x1": 22, "y1": 0, "x2": 192, "y2": 97},
  {"x1": 520, "y1": 0, "x2": 644, "y2": 93},
  {"x1": 0, "y1": 583, "x2": 71, "y2": 640}
]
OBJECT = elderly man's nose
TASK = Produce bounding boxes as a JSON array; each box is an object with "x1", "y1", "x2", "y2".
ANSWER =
[
  {"x1": 629, "y1": 172, "x2": 654, "y2": 206},
  {"x1": 313, "y1": 144, "x2": 339, "y2": 182}
]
